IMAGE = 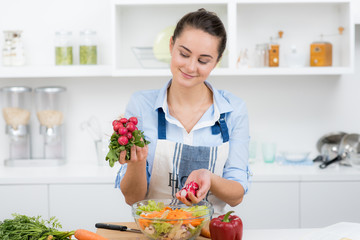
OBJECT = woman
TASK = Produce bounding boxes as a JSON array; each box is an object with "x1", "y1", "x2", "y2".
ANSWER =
[{"x1": 115, "y1": 8, "x2": 251, "y2": 215}]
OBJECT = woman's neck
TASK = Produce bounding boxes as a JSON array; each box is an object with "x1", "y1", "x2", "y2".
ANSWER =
[
  {"x1": 167, "y1": 81, "x2": 211, "y2": 107},
  {"x1": 167, "y1": 81, "x2": 213, "y2": 133}
]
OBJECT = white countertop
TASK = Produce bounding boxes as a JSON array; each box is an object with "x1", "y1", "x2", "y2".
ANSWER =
[
  {"x1": 1, "y1": 160, "x2": 360, "y2": 185},
  {"x1": 243, "y1": 222, "x2": 360, "y2": 240}
]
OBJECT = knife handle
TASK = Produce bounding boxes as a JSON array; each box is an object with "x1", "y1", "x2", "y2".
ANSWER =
[{"x1": 95, "y1": 223, "x2": 127, "y2": 231}]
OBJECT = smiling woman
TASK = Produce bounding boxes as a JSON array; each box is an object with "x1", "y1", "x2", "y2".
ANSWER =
[{"x1": 115, "y1": 9, "x2": 251, "y2": 222}]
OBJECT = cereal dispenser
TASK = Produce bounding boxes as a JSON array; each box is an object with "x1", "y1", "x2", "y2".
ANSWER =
[
  {"x1": 34, "y1": 86, "x2": 66, "y2": 160},
  {"x1": 0, "y1": 86, "x2": 32, "y2": 161}
]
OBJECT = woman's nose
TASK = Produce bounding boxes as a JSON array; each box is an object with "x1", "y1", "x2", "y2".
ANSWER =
[{"x1": 185, "y1": 57, "x2": 197, "y2": 72}]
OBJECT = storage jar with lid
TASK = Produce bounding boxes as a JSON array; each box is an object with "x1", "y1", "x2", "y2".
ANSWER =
[
  {"x1": 79, "y1": 30, "x2": 97, "y2": 65},
  {"x1": 55, "y1": 31, "x2": 73, "y2": 65}
]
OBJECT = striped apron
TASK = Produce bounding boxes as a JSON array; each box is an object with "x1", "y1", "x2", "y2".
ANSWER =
[{"x1": 146, "y1": 108, "x2": 230, "y2": 216}]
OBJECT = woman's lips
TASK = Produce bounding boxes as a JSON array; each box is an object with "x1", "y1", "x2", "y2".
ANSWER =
[{"x1": 180, "y1": 70, "x2": 195, "y2": 79}]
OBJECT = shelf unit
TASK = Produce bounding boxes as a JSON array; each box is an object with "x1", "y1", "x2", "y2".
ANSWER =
[
  {"x1": 0, "y1": 0, "x2": 355, "y2": 78},
  {"x1": 110, "y1": 0, "x2": 354, "y2": 77}
]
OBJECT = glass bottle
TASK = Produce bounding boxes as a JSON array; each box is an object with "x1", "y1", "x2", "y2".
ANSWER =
[
  {"x1": 254, "y1": 44, "x2": 269, "y2": 68},
  {"x1": 2, "y1": 30, "x2": 25, "y2": 67},
  {"x1": 11, "y1": 31, "x2": 25, "y2": 66},
  {"x1": 79, "y1": 30, "x2": 97, "y2": 65},
  {"x1": 54, "y1": 31, "x2": 73, "y2": 65},
  {"x1": 2, "y1": 31, "x2": 13, "y2": 66}
]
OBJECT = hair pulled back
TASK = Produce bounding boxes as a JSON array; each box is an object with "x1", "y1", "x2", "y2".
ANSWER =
[{"x1": 172, "y1": 8, "x2": 227, "y2": 61}]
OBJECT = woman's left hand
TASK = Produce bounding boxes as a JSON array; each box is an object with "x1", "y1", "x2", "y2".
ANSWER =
[{"x1": 176, "y1": 169, "x2": 211, "y2": 205}]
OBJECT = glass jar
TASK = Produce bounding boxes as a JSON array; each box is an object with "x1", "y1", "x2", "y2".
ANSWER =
[
  {"x1": 54, "y1": 31, "x2": 73, "y2": 65},
  {"x1": 2, "y1": 30, "x2": 25, "y2": 67},
  {"x1": 79, "y1": 30, "x2": 97, "y2": 65},
  {"x1": 254, "y1": 43, "x2": 269, "y2": 68}
]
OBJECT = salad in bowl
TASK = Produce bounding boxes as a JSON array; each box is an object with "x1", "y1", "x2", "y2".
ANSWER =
[{"x1": 132, "y1": 199, "x2": 213, "y2": 240}]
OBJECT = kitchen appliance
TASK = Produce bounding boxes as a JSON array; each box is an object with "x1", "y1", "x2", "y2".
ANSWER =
[
  {"x1": 319, "y1": 133, "x2": 360, "y2": 169},
  {"x1": 35, "y1": 86, "x2": 66, "y2": 160},
  {"x1": 0, "y1": 86, "x2": 32, "y2": 161},
  {"x1": 310, "y1": 41, "x2": 332, "y2": 67}
]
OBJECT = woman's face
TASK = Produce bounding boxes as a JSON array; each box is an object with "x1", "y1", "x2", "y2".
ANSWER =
[{"x1": 169, "y1": 27, "x2": 220, "y2": 88}]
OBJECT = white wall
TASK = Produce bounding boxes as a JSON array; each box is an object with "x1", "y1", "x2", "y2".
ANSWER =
[{"x1": 0, "y1": 0, "x2": 359, "y2": 165}]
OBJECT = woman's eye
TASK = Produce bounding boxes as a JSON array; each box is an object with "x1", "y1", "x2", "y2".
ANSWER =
[
  {"x1": 199, "y1": 59, "x2": 209, "y2": 64},
  {"x1": 180, "y1": 52, "x2": 189, "y2": 58}
]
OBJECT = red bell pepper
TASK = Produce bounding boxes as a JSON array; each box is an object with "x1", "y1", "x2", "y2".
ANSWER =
[{"x1": 209, "y1": 210, "x2": 243, "y2": 240}]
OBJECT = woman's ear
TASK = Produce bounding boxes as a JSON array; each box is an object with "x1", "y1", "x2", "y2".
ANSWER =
[{"x1": 169, "y1": 36, "x2": 174, "y2": 54}]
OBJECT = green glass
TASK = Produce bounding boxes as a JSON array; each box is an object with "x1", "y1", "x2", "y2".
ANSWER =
[
  {"x1": 55, "y1": 47, "x2": 73, "y2": 65},
  {"x1": 80, "y1": 45, "x2": 97, "y2": 65}
]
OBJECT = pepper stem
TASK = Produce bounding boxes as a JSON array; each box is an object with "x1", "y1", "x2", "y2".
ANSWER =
[{"x1": 222, "y1": 210, "x2": 234, "y2": 223}]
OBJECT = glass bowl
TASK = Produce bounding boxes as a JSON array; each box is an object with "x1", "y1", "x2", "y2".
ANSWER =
[
  {"x1": 132, "y1": 199, "x2": 213, "y2": 240},
  {"x1": 280, "y1": 151, "x2": 310, "y2": 162}
]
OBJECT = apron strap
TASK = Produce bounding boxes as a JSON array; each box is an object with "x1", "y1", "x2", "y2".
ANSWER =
[
  {"x1": 158, "y1": 108, "x2": 166, "y2": 139},
  {"x1": 211, "y1": 113, "x2": 229, "y2": 143},
  {"x1": 158, "y1": 108, "x2": 229, "y2": 143}
]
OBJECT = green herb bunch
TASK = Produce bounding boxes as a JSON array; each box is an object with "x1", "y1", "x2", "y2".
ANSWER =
[{"x1": 0, "y1": 214, "x2": 74, "y2": 240}]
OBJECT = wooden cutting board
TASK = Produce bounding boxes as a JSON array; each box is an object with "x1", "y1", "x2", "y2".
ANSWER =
[{"x1": 96, "y1": 222, "x2": 208, "y2": 240}]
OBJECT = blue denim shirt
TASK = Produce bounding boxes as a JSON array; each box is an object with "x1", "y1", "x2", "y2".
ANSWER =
[{"x1": 115, "y1": 80, "x2": 251, "y2": 193}]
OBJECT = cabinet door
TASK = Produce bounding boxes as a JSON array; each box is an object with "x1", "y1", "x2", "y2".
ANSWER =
[
  {"x1": 0, "y1": 185, "x2": 48, "y2": 219},
  {"x1": 300, "y1": 181, "x2": 360, "y2": 228},
  {"x1": 225, "y1": 181, "x2": 300, "y2": 229},
  {"x1": 49, "y1": 184, "x2": 132, "y2": 232}
]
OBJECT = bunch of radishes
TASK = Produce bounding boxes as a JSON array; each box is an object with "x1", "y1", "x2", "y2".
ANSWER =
[{"x1": 106, "y1": 116, "x2": 150, "y2": 167}]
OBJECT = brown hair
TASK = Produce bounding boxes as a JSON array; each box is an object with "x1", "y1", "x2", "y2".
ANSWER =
[{"x1": 172, "y1": 8, "x2": 227, "y2": 61}]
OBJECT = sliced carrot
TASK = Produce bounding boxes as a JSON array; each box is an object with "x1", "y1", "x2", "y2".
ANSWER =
[{"x1": 74, "y1": 229, "x2": 109, "y2": 240}]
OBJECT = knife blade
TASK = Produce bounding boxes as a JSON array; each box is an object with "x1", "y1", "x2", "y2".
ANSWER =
[{"x1": 95, "y1": 223, "x2": 142, "y2": 233}]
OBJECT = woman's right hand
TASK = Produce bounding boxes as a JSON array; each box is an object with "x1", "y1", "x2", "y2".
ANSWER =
[{"x1": 118, "y1": 144, "x2": 148, "y2": 165}]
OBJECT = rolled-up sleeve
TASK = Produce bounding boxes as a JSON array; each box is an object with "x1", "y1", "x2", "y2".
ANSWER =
[{"x1": 222, "y1": 101, "x2": 252, "y2": 194}]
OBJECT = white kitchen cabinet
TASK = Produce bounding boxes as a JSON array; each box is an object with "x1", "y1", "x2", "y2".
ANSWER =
[
  {"x1": 0, "y1": 185, "x2": 49, "y2": 219},
  {"x1": 49, "y1": 184, "x2": 132, "y2": 232},
  {"x1": 225, "y1": 181, "x2": 300, "y2": 229},
  {"x1": 300, "y1": 181, "x2": 360, "y2": 228},
  {"x1": 111, "y1": 0, "x2": 354, "y2": 76}
]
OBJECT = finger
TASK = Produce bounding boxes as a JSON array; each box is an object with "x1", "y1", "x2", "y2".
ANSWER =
[
  {"x1": 136, "y1": 145, "x2": 148, "y2": 160},
  {"x1": 118, "y1": 150, "x2": 126, "y2": 164},
  {"x1": 187, "y1": 192, "x2": 200, "y2": 204},
  {"x1": 130, "y1": 145, "x2": 137, "y2": 160}
]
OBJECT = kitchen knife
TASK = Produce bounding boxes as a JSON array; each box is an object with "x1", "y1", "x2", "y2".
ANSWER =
[{"x1": 95, "y1": 223, "x2": 142, "y2": 233}]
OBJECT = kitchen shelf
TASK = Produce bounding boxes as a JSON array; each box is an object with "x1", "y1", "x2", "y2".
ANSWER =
[
  {"x1": 112, "y1": 67, "x2": 353, "y2": 77},
  {"x1": 0, "y1": 0, "x2": 354, "y2": 78},
  {"x1": 0, "y1": 65, "x2": 112, "y2": 78},
  {"x1": 111, "y1": 0, "x2": 354, "y2": 77}
]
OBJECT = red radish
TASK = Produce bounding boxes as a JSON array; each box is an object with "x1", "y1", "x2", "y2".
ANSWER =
[
  {"x1": 118, "y1": 127, "x2": 128, "y2": 135},
  {"x1": 128, "y1": 117, "x2": 138, "y2": 125},
  {"x1": 118, "y1": 136, "x2": 129, "y2": 145},
  {"x1": 126, "y1": 122, "x2": 136, "y2": 132},
  {"x1": 180, "y1": 181, "x2": 199, "y2": 201},
  {"x1": 112, "y1": 120, "x2": 118, "y2": 126},
  {"x1": 119, "y1": 118, "x2": 128, "y2": 124},
  {"x1": 113, "y1": 123, "x2": 122, "y2": 132},
  {"x1": 126, "y1": 132, "x2": 133, "y2": 139}
]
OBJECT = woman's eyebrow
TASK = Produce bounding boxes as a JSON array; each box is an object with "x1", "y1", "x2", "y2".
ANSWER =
[{"x1": 179, "y1": 45, "x2": 213, "y2": 59}]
